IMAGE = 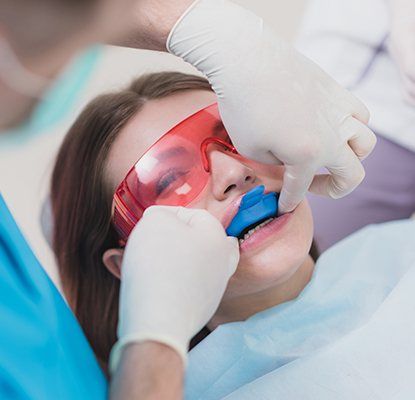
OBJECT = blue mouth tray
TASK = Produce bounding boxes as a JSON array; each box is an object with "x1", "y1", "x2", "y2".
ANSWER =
[{"x1": 226, "y1": 185, "x2": 279, "y2": 237}]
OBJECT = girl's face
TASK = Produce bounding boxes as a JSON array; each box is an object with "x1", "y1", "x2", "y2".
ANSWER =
[{"x1": 105, "y1": 90, "x2": 314, "y2": 299}]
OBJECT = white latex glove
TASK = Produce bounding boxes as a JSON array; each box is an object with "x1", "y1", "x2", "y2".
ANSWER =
[
  {"x1": 389, "y1": 0, "x2": 415, "y2": 106},
  {"x1": 110, "y1": 206, "x2": 239, "y2": 371},
  {"x1": 167, "y1": 0, "x2": 376, "y2": 213}
]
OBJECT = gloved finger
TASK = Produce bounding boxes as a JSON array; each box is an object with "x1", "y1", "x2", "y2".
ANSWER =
[
  {"x1": 310, "y1": 146, "x2": 365, "y2": 199},
  {"x1": 141, "y1": 206, "x2": 205, "y2": 236},
  {"x1": 396, "y1": 44, "x2": 415, "y2": 81},
  {"x1": 176, "y1": 207, "x2": 225, "y2": 233},
  {"x1": 142, "y1": 205, "x2": 186, "y2": 223},
  {"x1": 403, "y1": 63, "x2": 415, "y2": 84},
  {"x1": 344, "y1": 91, "x2": 370, "y2": 124},
  {"x1": 174, "y1": 206, "x2": 208, "y2": 225},
  {"x1": 143, "y1": 206, "x2": 225, "y2": 237},
  {"x1": 278, "y1": 165, "x2": 316, "y2": 214},
  {"x1": 403, "y1": 89, "x2": 415, "y2": 107},
  {"x1": 401, "y1": 73, "x2": 415, "y2": 106},
  {"x1": 340, "y1": 116, "x2": 377, "y2": 160},
  {"x1": 226, "y1": 237, "x2": 240, "y2": 275}
]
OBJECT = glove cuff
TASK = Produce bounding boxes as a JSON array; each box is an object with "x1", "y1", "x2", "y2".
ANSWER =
[
  {"x1": 166, "y1": 0, "x2": 201, "y2": 53},
  {"x1": 109, "y1": 333, "x2": 188, "y2": 374}
]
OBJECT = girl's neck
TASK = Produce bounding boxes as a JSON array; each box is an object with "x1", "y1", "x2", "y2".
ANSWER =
[{"x1": 208, "y1": 255, "x2": 315, "y2": 330}]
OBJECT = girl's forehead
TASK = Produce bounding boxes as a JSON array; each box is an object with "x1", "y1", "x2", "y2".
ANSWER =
[{"x1": 105, "y1": 90, "x2": 217, "y2": 192}]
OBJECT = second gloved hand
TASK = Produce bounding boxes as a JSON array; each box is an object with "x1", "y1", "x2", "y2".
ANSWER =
[
  {"x1": 110, "y1": 206, "x2": 239, "y2": 371},
  {"x1": 168, "y1": 0, "x2": 377, "y2": 213}
]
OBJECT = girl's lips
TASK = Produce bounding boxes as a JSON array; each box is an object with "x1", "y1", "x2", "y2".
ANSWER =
[{"x1": 239, "y1": 211, "x2": 293, "y2": 254}]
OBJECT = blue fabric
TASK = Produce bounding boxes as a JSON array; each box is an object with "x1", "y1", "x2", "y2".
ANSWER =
[
  {"x1": 186, "y1": 219, "x2": 415, "y2": 400},
  {"x1": 0, "y1": 46, "x2": 101, "y2": 146},
  {"x1": 0, "y1": 194, "x2": 107, "y2": 399}
]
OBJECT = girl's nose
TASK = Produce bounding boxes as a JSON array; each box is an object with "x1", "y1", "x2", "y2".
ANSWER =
[{"x1": 209, "y1": 150, "x2": 257, "y2": 201}]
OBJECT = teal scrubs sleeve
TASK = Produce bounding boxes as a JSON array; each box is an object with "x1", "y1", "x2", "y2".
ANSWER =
[{"x1": 0, "y1": 194, "x2": 107, "y2": 399}]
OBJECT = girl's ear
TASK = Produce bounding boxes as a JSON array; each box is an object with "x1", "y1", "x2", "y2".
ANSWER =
[{"x1": 102, "y1": 248, "x2": 124, "y2": 279}]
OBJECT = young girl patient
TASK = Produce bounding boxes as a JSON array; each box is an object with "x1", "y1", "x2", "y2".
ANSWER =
[
  {"x1": 51, "y1": 72, "x2": 415, "y2": 399},
  {"x1": 51, "y1": 72, "x2": 317, "y2": 371}
]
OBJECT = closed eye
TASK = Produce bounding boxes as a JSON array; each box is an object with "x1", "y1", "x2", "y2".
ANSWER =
[{"x1": 156, "y1": 169, "x2": 189, "y2": 196}]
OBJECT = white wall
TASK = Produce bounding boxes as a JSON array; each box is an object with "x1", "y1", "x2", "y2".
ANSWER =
[{"x1": 0, "y1": 0, "x2": 306, "y2": 288}]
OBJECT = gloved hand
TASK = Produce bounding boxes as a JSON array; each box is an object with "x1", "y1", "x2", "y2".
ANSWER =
[
  {"x1": 110, "y1": 206, "x2": 239, "y2": 371},
  {"x1": 388, "y1": 0, "x2": 415, "y2": 106},
  {"x1": 168, "y1": 0, "x2": 376, "y2": 213}
]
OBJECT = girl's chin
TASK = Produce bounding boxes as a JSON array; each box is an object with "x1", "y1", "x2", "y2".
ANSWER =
[
  {"x1": 238, "y1": 246, "x2": 306, "y2": 279},
  {"x1": 228, "y1": 250, "x2": 312, "y2": 298}
]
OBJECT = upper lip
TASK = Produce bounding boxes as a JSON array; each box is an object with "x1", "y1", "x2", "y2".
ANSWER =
[{"x1": 221, "y1": 195, "x2": 244, "y2": 229}]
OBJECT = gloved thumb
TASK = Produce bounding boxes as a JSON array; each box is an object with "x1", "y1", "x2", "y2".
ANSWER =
[
  {"x1": 176, "y1": 207, "x2": 225, "y2": 232},
  {"x1": 142, "y1": 205, "x2": 204, "y2": 226},
  {"x1": 226, "y1": 236, "x2": 240, "y2": 276},
  {"x1": 278, "y1": 165, "x2": 315, "y2": 214}
]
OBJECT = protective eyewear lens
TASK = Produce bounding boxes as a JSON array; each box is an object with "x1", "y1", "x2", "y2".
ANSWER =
[{"x1": 112, "y1": 103, "x2": 236, "y2": 244}]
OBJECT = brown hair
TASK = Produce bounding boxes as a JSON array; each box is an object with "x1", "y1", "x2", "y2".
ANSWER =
[
  {"x1": 51, "y1": 72, "x2": 212, "y2": 372},
  {"x1": 51, "y1": 71, "x2": 319, "y2": 373}
]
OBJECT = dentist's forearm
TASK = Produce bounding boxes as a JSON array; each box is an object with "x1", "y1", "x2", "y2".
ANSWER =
[
  {"x1": 109, "y1": 341, "x2": 184, "y2": 400},
  {"x1": 114, "y1": 0, "x2": 195, "y2": 51}
]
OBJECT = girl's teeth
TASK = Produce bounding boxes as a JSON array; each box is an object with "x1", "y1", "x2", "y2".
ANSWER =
[{"x1": 238, "y1": 217, "x2": 275, "y2": 245}]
